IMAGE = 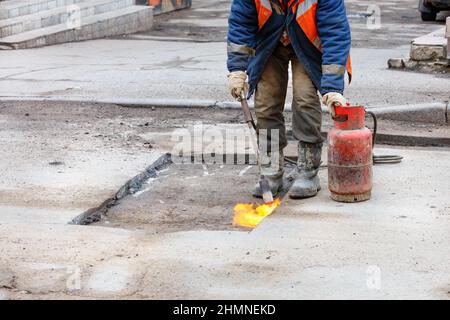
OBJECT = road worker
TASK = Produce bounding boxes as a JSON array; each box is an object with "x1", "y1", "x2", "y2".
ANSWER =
[{"x1": 227, "y1": 0, "x2": 352, "y2": 199}]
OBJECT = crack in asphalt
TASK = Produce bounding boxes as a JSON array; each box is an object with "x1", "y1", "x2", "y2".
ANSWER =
[
  {"x1": 0, "y1": 66, "x2": 68, "y2": 81},
  {"x1": 70, "y1": 153, "x2": 173, "y2": 226}
]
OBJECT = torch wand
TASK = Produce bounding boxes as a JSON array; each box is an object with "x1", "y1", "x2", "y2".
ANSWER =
[{"x1": 239, "y1": 97, "x2": 274, "y2": 204}]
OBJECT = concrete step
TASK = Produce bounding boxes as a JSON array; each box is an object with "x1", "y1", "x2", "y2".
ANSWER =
[
  {"x1": 0, "y1": 0, "x2": 135, "y2": 38},
  {"x1": 0, "y1": 0, "x2": 86, "y2": 20},
  {"x1": 388, "y1": 26, "x2": 449, "y2": 73},
  {"x1": 411, "y1": 28, "x2": 447, "y2": 61},
  {"x1": 0, "y1": 5, "x2": 153, "y2": 49}
]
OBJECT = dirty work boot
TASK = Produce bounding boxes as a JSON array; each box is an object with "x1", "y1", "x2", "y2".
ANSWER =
[
  {"x1": 289, "y1": 142, "x2": 322, "y2": 199},
  {"x1": 252, "y1": 151, "x2": 284, "y2": 199}
]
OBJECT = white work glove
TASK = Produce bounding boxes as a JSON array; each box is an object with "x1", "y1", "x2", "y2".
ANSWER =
[
  {"x1": 323, "y1": 92, "x2": 347, "y2": 118},
  {"x1": 227, "y1": 71, "x2": 249, "y2": 100}
]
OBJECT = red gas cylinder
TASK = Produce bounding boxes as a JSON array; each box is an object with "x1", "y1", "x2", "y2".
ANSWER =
[{"x1": 328, "y1": 105, "x2": 373, "y2": 202}]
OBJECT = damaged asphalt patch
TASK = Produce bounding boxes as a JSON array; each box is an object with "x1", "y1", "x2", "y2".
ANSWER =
[{"x1": 94, "y1": 161, "x2": 270, "y2": 233}]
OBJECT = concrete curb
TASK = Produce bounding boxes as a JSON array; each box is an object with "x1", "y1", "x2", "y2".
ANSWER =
[
  {"x1": 366, "y1": 102, "x2": 448, "y2": 124},
  {"x1": 0, "y1": 96, "x2": 448, "y2": 124}
]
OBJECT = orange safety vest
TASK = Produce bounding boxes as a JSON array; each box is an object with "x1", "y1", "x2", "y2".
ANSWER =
[
  {"x1": 254, "y1": 0, "x2": 273, "y2": 30},
  {"x1": 255, "y1": 0, "x2": 352, "y2": 82}
]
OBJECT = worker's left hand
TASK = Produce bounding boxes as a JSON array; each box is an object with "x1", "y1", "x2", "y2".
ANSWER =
[{"x1": 323, "y1": 92, "x2": 347, "y2": 117}]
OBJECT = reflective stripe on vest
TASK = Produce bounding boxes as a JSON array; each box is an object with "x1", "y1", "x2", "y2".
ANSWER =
[
  {"x1": 295, "y1": 0, "x2": 321, "y2": 50},
  {"x1": 255, "y1": 0, "x2": 273, "y2": 30},
  {"x1": 294, "y1": 0, "x2": 352, "y2": 83}
]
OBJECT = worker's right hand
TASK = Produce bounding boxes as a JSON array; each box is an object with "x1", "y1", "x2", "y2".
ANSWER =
[
  {"x1": 228, "y1": 71, "x2": 249, "y2": 100},
  {"x1": 322, "y1": 92, "x2": 347, "y2": 118}
]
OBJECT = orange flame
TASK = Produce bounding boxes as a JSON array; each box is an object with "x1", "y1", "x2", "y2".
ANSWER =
[{"x1": 233, "y1": 198, "x2": 281, "y2": 229}]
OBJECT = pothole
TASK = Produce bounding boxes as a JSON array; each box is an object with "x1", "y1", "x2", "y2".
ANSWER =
[
  {"x1": 98, "y1": 164, "x2": 292, "y2": 232},
  {"x1": 71, "y1": 152, "x2": 297, "y2": 233}
]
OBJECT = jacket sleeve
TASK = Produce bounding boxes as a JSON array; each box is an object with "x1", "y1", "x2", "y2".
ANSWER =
[
  {"x1": 227, "y1": 0, "x2": 259, "y2": 72},
  {"x1": 316, "y1": 0, "x2": 351, "y2": 95}
]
